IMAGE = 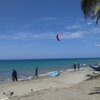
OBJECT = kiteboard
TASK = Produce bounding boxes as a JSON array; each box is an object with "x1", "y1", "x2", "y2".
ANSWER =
[{"x1": 47, "y1": 71, "x2": 60, "y2": 77}]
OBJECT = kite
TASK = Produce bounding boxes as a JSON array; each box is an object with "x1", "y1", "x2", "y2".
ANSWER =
[{"x1": 56, "y1": 33, "x2": 62, "y2": 41}]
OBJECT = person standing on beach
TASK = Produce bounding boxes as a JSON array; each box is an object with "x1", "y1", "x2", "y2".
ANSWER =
[
  {"x1": 77, "y1": 63, "x2": 80, "y2": 70},
  {"x1": 12, "y1": 69, "x2": 18, "y2": 82},
  {"x1": 73, "y1": 63, "x2": 76, "y2": 71},
  {"x1": 34, "y1": 66, "x2": 38, "y2": 78}
]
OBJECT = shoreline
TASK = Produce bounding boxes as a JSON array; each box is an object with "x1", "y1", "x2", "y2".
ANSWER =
[
  {"x1": 0, "y1": 67, "x2": 87, "y2": 83},
  {"x1": 0, "y1": 67, "x2": 95, "y2": 100}
]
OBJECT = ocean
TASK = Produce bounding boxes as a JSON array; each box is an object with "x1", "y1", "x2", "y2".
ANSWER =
[{"x1": 0, "y1": 58, "x2": 100, "y2": 82}]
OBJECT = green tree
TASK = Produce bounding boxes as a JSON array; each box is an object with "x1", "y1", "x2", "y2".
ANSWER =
[{"x1": 81, "y1": 0, "x2": 100, "y2": 24}]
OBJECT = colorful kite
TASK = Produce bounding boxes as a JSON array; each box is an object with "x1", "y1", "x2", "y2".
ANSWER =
[{"x1": 56, "y1": 33, "x2": 62, "y2": 41}]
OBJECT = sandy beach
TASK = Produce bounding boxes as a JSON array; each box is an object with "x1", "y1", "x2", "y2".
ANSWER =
[{"x1": 0, "y1": 67, "x2": 100, "y2": 100}]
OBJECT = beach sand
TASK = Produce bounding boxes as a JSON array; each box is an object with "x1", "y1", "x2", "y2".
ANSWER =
[{"x1": 0, "y1": 67, "x2": 100, "y2": 100}]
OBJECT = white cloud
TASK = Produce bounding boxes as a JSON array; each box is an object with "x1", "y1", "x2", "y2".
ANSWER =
[
  {"x1": 61, "y1": 31, "x2": 84, "y2": 39},
  {"x1": 95, "y1": 44, "x2": 100, "y2": 47},
  {"x1": 31, "y1": 33, "x2": 54, "y2": 39},
  {"x1": 64, "y1": 21, "x2": 100, "y2": 40},
  {"x1": 90, "y1": 27, "x2": 100, "y2": 34},
  {"x1": 0, "y1": 32, "x2": 55, "y2": 40},
  {"x1": 65, "y1": 23, "x2": 82, "y2": 30},
  {"x1": 65, "y1": 26, "x2": 71, "y2": 30},
  {"x1": 0, "y1": 30, "x2": 88, "y2": 41},
  {"x1": 87, "y1": 22, "x2": 92, "y2": 25},
  {"x1": 13, "y1": 32, "x2": 53, "y2": 40},
  {"x1": 0, "y1": 23, "x2": 99, "y2": 41},
  {"x1": 33, "y1": 17, "x2": 58, "y2": 22}
]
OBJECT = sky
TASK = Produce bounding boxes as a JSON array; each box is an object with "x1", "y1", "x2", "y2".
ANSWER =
[{"x1": 0, "y1": 0, "x2": 100, "y2": 59}]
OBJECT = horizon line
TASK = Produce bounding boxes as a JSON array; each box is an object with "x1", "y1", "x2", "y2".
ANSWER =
[{"x1": 0, "y1": 57, "x2": 100, "y2": 60}]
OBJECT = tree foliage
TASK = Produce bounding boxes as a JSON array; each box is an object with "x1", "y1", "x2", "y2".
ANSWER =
[{"x1": 81, "y1": 0, "x2": 100, "y2": 24}]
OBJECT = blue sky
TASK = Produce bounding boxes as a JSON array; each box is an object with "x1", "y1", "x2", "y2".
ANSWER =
[{"x1": 0, "y1": 0, "x2": 100, "y2": 59}]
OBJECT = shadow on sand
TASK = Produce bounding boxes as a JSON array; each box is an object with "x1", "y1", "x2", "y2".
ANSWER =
[{"x1": 89, "y1": 87, "x2": 100, "y2": 95}]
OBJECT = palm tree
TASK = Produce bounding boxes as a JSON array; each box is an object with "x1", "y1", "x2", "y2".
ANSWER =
[{"x1": 81, "y1": 0, "x2": 100, "y2": 24}]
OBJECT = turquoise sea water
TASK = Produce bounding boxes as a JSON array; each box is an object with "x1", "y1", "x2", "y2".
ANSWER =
[{"x1": 0, "y1": 58, "x2": 100, "y2": 81}]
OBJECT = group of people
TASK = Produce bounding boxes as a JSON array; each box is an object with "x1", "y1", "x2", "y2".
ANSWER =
[
  {"x1": 11, "y1": 63, "x2": 81, "y2": 82},
  {"x1": 11, "y1": 67, "x2": 39, "y2": 82},
  {"x1": 73, "y1": 63, "x2": 80, "y2": 71}
]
